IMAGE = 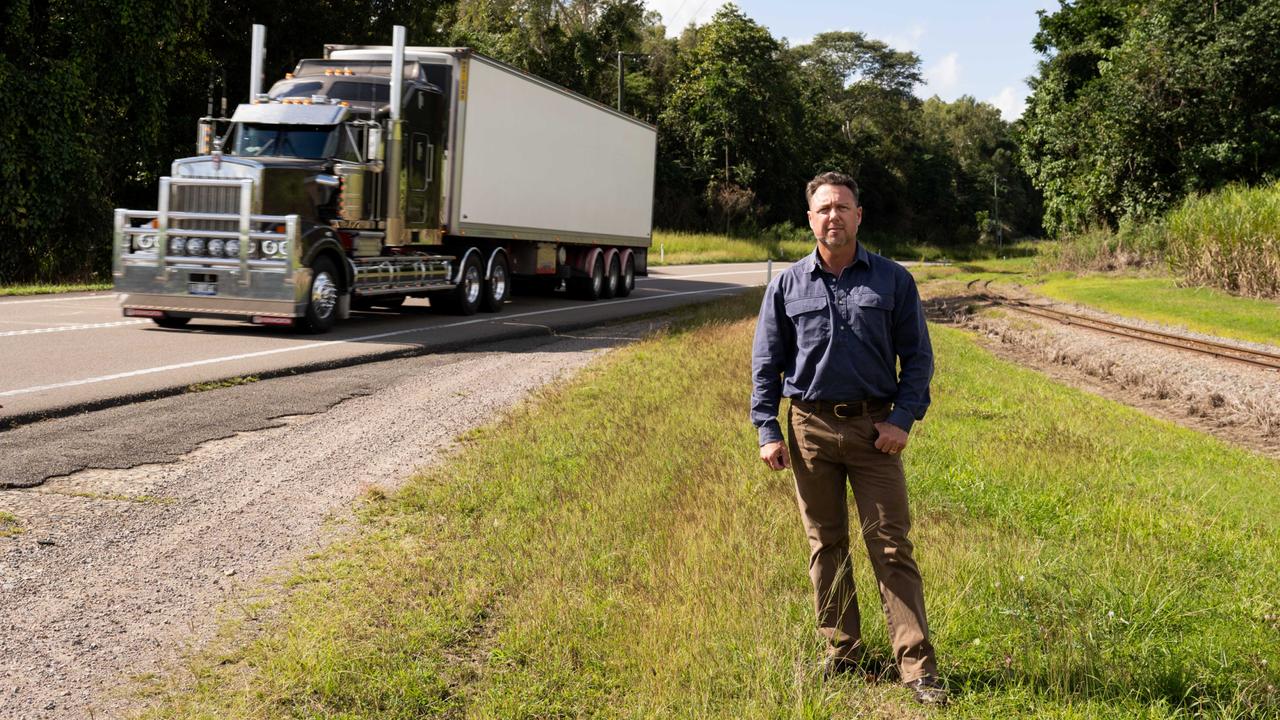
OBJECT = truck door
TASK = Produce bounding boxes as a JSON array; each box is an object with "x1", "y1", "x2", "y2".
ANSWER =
[{"x1": 404, "y1": 87, "x2": 445, "y2": 228}]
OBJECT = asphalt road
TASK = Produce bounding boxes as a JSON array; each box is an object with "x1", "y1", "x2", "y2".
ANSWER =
[{"x1": 0, "y1": 262, "x2": 779, "y2": 426}]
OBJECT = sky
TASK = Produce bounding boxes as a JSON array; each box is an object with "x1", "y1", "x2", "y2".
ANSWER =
[{"x1": 642, "y1": 0, "x2": 1059, "y2": 121}]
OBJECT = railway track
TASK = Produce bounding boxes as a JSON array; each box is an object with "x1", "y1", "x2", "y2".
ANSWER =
[{"x1": 967, "y1": 280, "x2": 1280, "y2": 372}]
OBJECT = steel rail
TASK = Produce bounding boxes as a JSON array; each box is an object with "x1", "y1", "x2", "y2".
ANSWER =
[{"x1": 982, "y1": 290, "x2": 1280, "y2": 371}]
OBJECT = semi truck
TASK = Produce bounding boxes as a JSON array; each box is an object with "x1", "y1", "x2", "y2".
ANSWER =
[{"x1": 113, "y1": 25, "x2": 656, "y2": 332}]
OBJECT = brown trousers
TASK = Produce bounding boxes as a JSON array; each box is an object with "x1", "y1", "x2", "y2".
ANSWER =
[{"x1": 787, "y1": 401, "x2": 937, "y2": 682}]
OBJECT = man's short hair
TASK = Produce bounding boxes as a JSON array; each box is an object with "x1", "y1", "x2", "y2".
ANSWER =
[{"x1": 806, "y1": 172, "x2": 860, "y2": 208}]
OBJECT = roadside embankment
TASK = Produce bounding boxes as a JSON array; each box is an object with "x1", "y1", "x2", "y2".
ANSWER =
[{"x1": 136, "y1": 290, "x2": 1280, "y2": 719}]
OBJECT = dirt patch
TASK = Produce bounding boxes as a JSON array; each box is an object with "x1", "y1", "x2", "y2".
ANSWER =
[
  {"x1": 0, "y1": 319, "x2": 665, "y2": 719},
  {"x1": 924, "y1": 284, "x2": 1280, "y2": 459}
]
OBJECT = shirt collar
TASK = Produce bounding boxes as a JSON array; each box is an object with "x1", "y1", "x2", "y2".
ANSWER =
[{"x1": 807, "y1": 243, "x2": 870, "y2": 277}]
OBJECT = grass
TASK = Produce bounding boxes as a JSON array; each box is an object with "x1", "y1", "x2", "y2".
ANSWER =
[
  {"x1": 650, "y1": 230, "x2": 812, "y2": 265},
  {"x1": 1166, "y1": 183, "x2": 1280, "y2": 298},
  {"x1": 1033, "y1": 275, "x2": 1280, "y2": 347},
  {"x1": 0, "y1": 511, "x2": 21, "y2": 538},
  {"x1": 0, "y1": 282, "x2": 112, "y2": 296},
  {"x1": 650, "y1": 229, "x2": 1042, "y2": 267},
  {"x1": 138, "y1": 291, "x2": 1280, "y2": 719}
]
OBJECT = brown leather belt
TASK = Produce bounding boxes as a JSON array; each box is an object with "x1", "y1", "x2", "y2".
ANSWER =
[{"x1": 791, "y1": 398, "x2": 890, "y2": 419}]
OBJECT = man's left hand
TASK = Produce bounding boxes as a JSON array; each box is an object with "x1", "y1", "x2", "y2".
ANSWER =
[{"x1": 873, "y1": 422, "x2": 909, "y2": 455}]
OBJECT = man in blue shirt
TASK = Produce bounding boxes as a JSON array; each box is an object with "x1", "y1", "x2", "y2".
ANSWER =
[{"x1": 751, "y1": 171, "x2": 946, "y2": 705}]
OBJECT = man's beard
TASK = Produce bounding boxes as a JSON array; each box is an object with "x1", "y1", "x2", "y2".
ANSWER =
[{"x1": 819, "y1": 230, "x2": 853, "y2": 251}]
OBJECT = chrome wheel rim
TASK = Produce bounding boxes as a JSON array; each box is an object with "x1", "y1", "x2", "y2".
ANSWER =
[
  {"x1": 490, "y1": 264, "x2": 507, "y2": 302},
  {"x1": 311, "y1": 271, "x2": 338, "y2": 319},
  {"x1": 464, "y1": 265, "x2": 482, "y2": 304}
]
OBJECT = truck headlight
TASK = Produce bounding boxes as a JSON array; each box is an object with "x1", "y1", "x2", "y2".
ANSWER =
[
  {"x1": 208, "y1": 239, "x2": 225, "y2": 257},
  {"x1": 135, "y1": 234, "x2": 157, "y2": 251},
  {"x1": 169, "y1": 237, "x2": 187, "y2": 255},
  {"x1": 187, "y1": 238, "x2": 206, "y2": 256},
  {"x1": 262, "y1": 239, "x2": 286, "y2": 257},
  {"x1": 225, "y1": 239, "x2": 241, "y2": 257}
]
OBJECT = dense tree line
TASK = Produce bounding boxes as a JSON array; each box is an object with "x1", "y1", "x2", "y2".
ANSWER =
[
  {"x1": 0, "y1": 0, "x2": 1038, "y2": 284},
  {"x1": 1022, "y1": 0, "x2": 1280, "y2": 235}
]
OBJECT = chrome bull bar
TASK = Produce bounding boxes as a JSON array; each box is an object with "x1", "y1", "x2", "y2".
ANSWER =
[{"x1": 113, "y1": 176, "x2": 299, "y2": 289}]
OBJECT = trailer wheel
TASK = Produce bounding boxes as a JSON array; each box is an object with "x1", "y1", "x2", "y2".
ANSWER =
[
  {"x1": 617, "y1": 253, "x2": 635, "y2": 297},
  {"x1": 569, "y1": 252, "x2": 605, "y2": 301},
  {"x1": 300, "y1": 257, "x2": 340, "y2": 333},
  {"x1": 431, "y1": 253, "x2": 483, "y2": 315},
  {"x1": 152, "y1": 316, "x2": 190, "y2": 329},
  {"x1": 480, "y1": 254, "x2": 510, "y2": 312},
  {"x1": 601, "y1": 253, "x2": 621, "y2": 299}
]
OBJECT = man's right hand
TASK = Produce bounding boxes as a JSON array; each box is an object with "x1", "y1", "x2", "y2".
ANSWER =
[{"x1": 760, "y1": 440, "x2": 790, "y2": 471}]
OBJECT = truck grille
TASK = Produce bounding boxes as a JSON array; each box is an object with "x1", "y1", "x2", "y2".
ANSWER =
[{"x1": 172, "y1": 182, "x2": 241, "y2": 215}]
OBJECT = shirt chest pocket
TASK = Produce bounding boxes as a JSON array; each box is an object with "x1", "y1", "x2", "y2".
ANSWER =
[
  {"x1": 785, "y1": 295, "x2": 831, "y2": 352},
  {"x1": 851, "y1": 290, "x2": 895, "y2": 342}
]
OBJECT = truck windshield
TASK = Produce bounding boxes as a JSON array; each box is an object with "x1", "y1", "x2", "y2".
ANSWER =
[{"x1": 227, "y1": 124, "x2": 337, "y2": 159}]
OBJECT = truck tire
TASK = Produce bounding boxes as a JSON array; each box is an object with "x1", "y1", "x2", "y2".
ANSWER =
[
  {"x1": 601, "y1": 253, "x2": 621, "y2": 299},
  {"x1": 569, "y1": 252, "x2": 605, "y2": 301},
  {"x1": 431, "y1": 253, "x2": 483, "y2": 315},
  {"x1": 617, "y1": 253, "x2": 635, "y2": 297},
  {"x1": 480, "y1": 254, "x2": 510, "y2": 313},
  {"x1": 152, "y1": 316, "x2": 191, "y2": 329},
  {"x1": 300, "y1": 257, "x2": 340, "y2": 333}
]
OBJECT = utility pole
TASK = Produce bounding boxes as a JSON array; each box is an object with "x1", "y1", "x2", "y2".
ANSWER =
[
  {"x1": 616, "y1": 51, "x2": 623, "y2": 111},
  {"x1": 993, "y1": 174, "x2": 1002, "y2": 253}
]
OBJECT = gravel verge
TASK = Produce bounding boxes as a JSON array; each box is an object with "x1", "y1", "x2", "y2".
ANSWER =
[
  {"x1": 0, "y1": 319, "x2": 664, "y2": 719},
  {"x1": 927, "y1": 286, "x2": 1280, "y2": 458}
]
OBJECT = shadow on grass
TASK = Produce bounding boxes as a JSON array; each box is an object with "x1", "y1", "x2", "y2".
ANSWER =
[{"x1": 943, "y1": 658, "x2": 1278, "y2": 714}]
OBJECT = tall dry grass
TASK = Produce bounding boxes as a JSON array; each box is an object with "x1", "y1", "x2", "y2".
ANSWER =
[{"x1": 1165, "y1": 183, "x2": 1280, "y2": 298}]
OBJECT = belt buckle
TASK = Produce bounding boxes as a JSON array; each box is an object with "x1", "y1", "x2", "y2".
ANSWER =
[{"x1": 832, "y1": 402, "x2": 852, "y2": 418}]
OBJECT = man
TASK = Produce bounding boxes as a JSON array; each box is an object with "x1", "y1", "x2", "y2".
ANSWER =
[{"x1": 750, "y1": 171, "x2": 946, "y2": 706}]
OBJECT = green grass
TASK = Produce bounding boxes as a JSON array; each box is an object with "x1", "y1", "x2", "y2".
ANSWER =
[
  {"x1": 650, "y1": 230, "x2": 812, "y2": 265},
  {"x1": 0, "y1": 511, "x2": 21, "y2": 538},
  {"x1": 0, "y1": 282, "x2": 111, "y2": 296},
  {"x1": 139, "y1": 291, "x2": 1280, "y2": 719},
  {"x1": 1033, "y1": 275, "x2": 1280, "y2": 347},
  {"x1": 651, "y1": 230, "x2": 1043, "y2": 267}
]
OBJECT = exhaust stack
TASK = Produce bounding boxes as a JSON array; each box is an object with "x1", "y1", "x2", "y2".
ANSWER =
[
  {"x1": 385, "y1": 25, "x2": 407, "y2": 245},
  {"x1": 249, "y1": 24, "x2": 266, "y2": 99}
]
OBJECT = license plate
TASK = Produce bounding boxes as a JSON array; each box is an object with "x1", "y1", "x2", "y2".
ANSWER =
[{"x1": 188, "y1": 282, "x2": 217, "y2": 296}]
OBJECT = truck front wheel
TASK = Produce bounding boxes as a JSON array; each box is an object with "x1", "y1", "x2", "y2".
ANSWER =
[
  {"x1": 300, "y1": 257, "x2": 340, "y2": 333},
  {"x1": 480, "y1": 254, "x2": 510, "y2": 313}
]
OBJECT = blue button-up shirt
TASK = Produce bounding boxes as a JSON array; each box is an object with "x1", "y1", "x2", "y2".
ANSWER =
[{"x1": 750, "y1": 245, "x2": 934, "y2": 446}]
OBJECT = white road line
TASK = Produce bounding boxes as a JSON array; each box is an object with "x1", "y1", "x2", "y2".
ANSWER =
[
  {"x1": 643, "y1": 267, "x2": 787, "y2": 281},
  {"x1": 0, "y1": 320, "x2": 148, "y2": 338},
  {"x1": 0, "y1": 282, "x2": 762, "y2": 399},
  {"x1": 0, "y1": 294, "x2": 115, "y2": 306}
]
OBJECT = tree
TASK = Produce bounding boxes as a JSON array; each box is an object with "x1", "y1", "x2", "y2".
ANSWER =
[
  {"x1": 659, "y1": 4, "x2": 810, "y2": 231},
  {"x1": 1021, "y1": 0, "x2": 1280, "y2": 234}
]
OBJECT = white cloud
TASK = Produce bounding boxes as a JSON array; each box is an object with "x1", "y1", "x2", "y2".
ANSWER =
[
  {"x1": 881, "y1": 24, "x2": 926, "y2": 52},
  {"x1": 645, "y1": 0, "x2": 728, "y2": 34},
  {"x1": 988, "y1": 85, "x2": 1028, "y2": 121},
  {"x1": 922, "y1": 52, "x2": 961, "y2": 96}
]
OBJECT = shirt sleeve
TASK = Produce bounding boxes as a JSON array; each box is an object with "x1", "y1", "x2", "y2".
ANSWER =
[
  {"x1": 751, "y1": 277, "x2": 791, "y2": 446},
  {"x1": 887, "y1": 271, "x2": 933, "y2": 433}
]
